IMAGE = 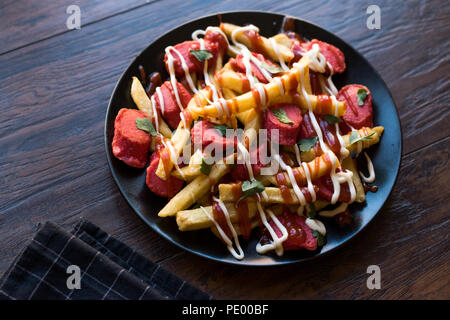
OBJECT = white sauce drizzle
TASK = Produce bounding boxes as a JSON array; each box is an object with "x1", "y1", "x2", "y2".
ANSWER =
[
  {"x1": 319, "y1": 203, "x2": 348, "y2": 218},
  {"x1": 269, "y1": 37, "x2": 289, "y2": 71},
  {"x1": 255, "y1": 203, "x2": 288, "y2": 255},
  {"x1": 160, "y1": 138, "x2": 185, "y2": 179},
  {"x1": 155, "y1": 87, "x2": 165, "y2": 115},
  {"x1": 305, "y1": 218, "x2": 326, "y2": 236},
  {"x1": 360, "y1": 152, "x2": 376, "y2": 183},
  {"x1": 253, "y1": 82, "x2": 267, "y2": 107},
  {"x1": 150, "y1": 95, "x2": 160, "y2": 133},
  {"x1": 230, "y1": 25, "x2": 273, "y2": 86},
  {"x1": 301, "y1": 162, "x2": 316, "y2": 202},
  {"x1": 274, "y1": 153, "x2": 307, "y2": 206},
  {"x1": 200, "y1": 202, "x2": 244, "y2": 260}
]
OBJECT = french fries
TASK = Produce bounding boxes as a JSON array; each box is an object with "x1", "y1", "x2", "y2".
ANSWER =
[
  {"x1": 158, "y1": 155, "x2": 234, "y2": 217},
  {"x1": 221, "y1": 23, "x2": 293, "y2": 63},
  {"x1": 130, "y1": 77, "x2": 172, "y2": 138}
]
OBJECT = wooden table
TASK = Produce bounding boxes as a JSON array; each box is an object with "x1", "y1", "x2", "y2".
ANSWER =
[{"x1": 1, "y1": 0, "x2": 448, "y2": 299}]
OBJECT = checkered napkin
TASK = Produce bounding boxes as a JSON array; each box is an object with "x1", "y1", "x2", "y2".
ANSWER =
[{"x1": 0, "y1": 219, "x2": 211, "y2": 300}]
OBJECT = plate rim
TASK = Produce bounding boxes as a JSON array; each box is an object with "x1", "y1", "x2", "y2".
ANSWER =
[{"x1": 104, "y1": 10, "x2": 403, "y2": 266}]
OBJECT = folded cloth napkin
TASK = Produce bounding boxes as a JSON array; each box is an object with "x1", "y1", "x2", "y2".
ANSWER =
[{"x1": 0, "y1": 219, "x2": 211, "y2": 300}]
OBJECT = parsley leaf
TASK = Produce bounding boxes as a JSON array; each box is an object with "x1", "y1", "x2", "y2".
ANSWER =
[
  {"x1": 349, "y1": 131, "x2": 375, "y2": 145},
  {"x1": 297, "y1": 137, "x2": 318, "y2": 152},
  {"x1": 271, "y1": 108, "x2": 293, "y2": 124},
  {"x1": 238, "y1": 179, "x2": 265, "y2": 202},
  {"x1": 212, "y1": 124, "x2": 232, "y2": 137},
  {"x1": 260, "y1": 61, "x2": 283, "y2": 74},
  {"x1": 324, "y1": 114, "x2": 343, "y2": 124},
  {"x1": 313, "y1": 230, "x2": 325, "y2": 247},
  {"x1": 135, "y1": 118, "x2": 157, "y2": 136},
  {"x1": 190, "y1": 49, "x2": 213, "y2": 62},
  {"x1": 357, "y1": 88, "x2": 368, "y2": 106},
  {"x1": 200, "y1": 158, "x2": 212, "y2": 175},
  {"x1": 308, "y1": 203, "x2": 317, "y2": 218}
]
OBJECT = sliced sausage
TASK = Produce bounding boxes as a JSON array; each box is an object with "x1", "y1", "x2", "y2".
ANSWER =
[
  {"x1": 145, "y1": 151, "x2": 184, "y2": 198},
  {"x1": 302, "y1": 39, "x2": 346, "y2": 74},
  {"x1": 265, "y1": 104, "x2": 303, "y2": 145},
  {"x1": 191, "y1": 120, "x2": 237, "y2": 151},
  {"x1": 231, "y1": 52, "x2": 282, "y2": 83},
  {"x1": 230, "y1": 143, "x2": 267, "y2": 181},
  {"x1": 152, "y1": 80, "x2": 192, "y2": 129},
  {"x1": 313, "y1": 171, "x2": 352, "y2": 203},
  {"x1": 260, "y1": 206, "x2": 318, "y2": 251},
  {"x1": 112, "y1": 108, "x2": 151, "y2": 168},
  {"x1": 337, "y1": 84, "x2": 373, "y2": 131},
  {"x1": 164, "y1": 40, "x2": 219, "y2": 77}
]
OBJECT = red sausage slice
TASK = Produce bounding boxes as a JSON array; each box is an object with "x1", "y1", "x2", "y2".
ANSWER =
[
  {"x1": 231, "y1": 52, "x2": 282, "y2": 83},
  {"x1": 164, "y1": 40, "x2": 219, "y2": 77},
  {"x1": 112, "y1": 108, "x2": 151, "y2": 168},
  {"x1": 145, "y1": 151, "x2": 184, "y2": 198},
  {"x1": 313, "y1": 171, "x2": 352, "y2": 203},
  {"x1": 230, "y1": 143, "x2": 267, "y2": 181},
  {"x1": 204, "y1": 28, "x2": 228, "y2": 54},
  {"x1": 191, "y1": 120, "x2": 236, "y2": 151},
  {"x1": 265, "y1": 104, "x2": 303, "y2": 145},
  {"x1": 152, "y1": 80, "x2": 192, "y2": 129},
  {"x1": 302, "y1": 39, "x2": 346, "y2": 74},
  {"x1": 337, "y1": 84, "x2": 373, "y2": 131},
  {"x1": 260, "y1": 207, "x2": 318, "y2": 251}
]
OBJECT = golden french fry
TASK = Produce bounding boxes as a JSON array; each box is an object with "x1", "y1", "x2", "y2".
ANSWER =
[
  {"x1": 131, "y1": 77, "x2": 172, "y2": 138},
  {"x1": 158, "y1": 155, "x2": 234, "y2": 217},
  {"x1": 218, "y1": 185, "x2": 315, "y2": 205},
  {"x1": 345, "y1": 127, "x2": 384, "y2": 154},
  {"x1": 268, "y1": 152, "x2": 340, "y2": 187},
  {"x1": 189, "y1": 57, "x2": 346, "y2": 120},
  {"x1": 215, "y1": 69, "x2": 250, "y2": 94},
  {"x1": 221, "y1": 23, "x2": 293, "y2": 63},
  {"x1": 342, "y1": 157, "x2": 365, "y2": 203},
  {"x1": 177, "y1": 202, "x2": 258, "y2": 231},
  {"x1": 284, "y1": 126, "x2": 384, "y2": 163},
  {"x1": 272, "y1": 33, "x2": 294, "y2": 49},
  {"x1": 155, "y1": 87, "x2": 213, "y2": 180}
]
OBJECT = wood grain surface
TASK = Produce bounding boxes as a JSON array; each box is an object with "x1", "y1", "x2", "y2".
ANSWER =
[{"x1": 0, "y1": 0, "x2": 448, "y2": 299}]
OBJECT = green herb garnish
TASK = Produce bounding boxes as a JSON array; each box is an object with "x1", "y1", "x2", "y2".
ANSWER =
[
  {"x1": 260, "y1": 61, "x2": 283, "y2": 74},
  {"x1": 297, "y1": 137, "x2": 318, "y2": 152},
  {"x1": 190, "y1": 49, "x2": 213, "y2": 62},
  {"x1": 349, "y1": 131, "x2": 375, "y2": 145},
  {"x1": 271, "y1": 108, "x2": 293, "y2": 124},
  {"x1": 324, "y1": 114, "x2": 343, "y2": 124},
  {"x1": 212, "y1": 124, "x2": 232, "y2": 137},
  {"x1": 200, "y1": 158, "x2": 212, "y2": 176},
  {"x1": 357, "y1": 88, "x2": 368, "y2": 106},
  {"x1": 313, "y1": 230, "x2": 325, "y2": 247},
  {"x1": 238, "y1": 179, "x2": 265, "y2": 202},
  {"x1": 135, "y1": 118, "x2": 157, "y2": 136}
]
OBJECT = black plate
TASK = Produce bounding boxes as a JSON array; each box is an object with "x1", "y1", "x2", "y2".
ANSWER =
[{"x1": 105, "y1": 11, "x2": 402, "y2": 266}]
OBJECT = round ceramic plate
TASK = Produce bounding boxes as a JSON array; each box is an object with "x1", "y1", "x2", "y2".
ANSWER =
[{"x1": 105, "y1": 11, "x2": 402, "y2": 266}]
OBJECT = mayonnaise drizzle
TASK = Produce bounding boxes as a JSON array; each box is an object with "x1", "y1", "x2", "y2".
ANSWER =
[
  {"x1": 269, "y1": 37, "x2": 289, "y2": 71},
  {"x1": 201, "y1": 201, "x2": 244, "y2": 260},
  {"x1": 230, "y1": 25, "x2": 273, "y2": 85},
  {"x1": 360, "y1": 152, "x2": 376, "y2": 183},
  {"x1": 305, "y1": 218, "x2": 326, "y2": 236},
  {"x1": 150, "y1": 95, "x2": 160, "y2": 133},
  {"x1": 155, "y1": 87, "x2": 165, "y2": 115},
  {"x1": 160, "y1": 138, "x2": 185, "y2": 179},
  {"x1": 255, "y1": 203, "x2": 288, "y2": 256},
  {"x1": 319, "y1": 203, "x2": 348, "y2": 218}
]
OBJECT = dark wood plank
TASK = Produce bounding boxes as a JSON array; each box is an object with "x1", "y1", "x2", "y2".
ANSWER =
[
  {"x1": 159, "y1": 138, "x2": 450, "y2": 299},
  {"x1": 0, "y1": 0, "x2": 448, "y2": 299},
  {"x1": 0, "y1": 0, "x2": 153, "y2": 54}
]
